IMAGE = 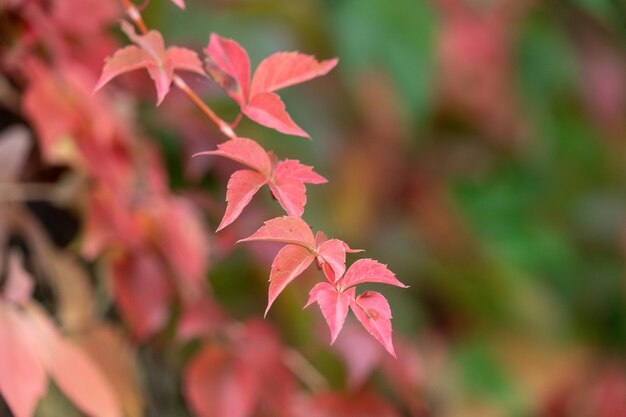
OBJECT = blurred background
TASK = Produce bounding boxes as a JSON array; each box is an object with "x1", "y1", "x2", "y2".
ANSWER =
[{"x1": 1, "y1": 0, "x2": 625, "y2": 416}]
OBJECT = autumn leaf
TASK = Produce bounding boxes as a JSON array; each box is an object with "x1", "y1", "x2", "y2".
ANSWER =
[
  {"x1": 305, "y1": 283, "x2": 355, "y2": 344},
  {"x1": 194, "y1": 140, "x2": 326, "y2": 230},
  {"x1": 94, "y1": 21, "x2": 204, "y2": 105},
  {"x1": 0, "y1": 257, "x2": 121, "y2": 417},
  {"x1": 239, "y1": 216, "x2": 363, "y2": 314},
  {"x1": 339, "y1": 259, "x2": 407, "y2": 290},
  {"x1": 350, "y1": 291, "x2": 396, "y2": 357},
  {"x1": 204, "y1": 34, "x2": 338, "y2": 137}
]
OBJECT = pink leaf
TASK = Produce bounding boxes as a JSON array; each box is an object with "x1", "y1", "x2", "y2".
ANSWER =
[
  {"x1": 218, "y1": 170, "x2": 267, "y2": 231},
  {"x1": 316, "y1": 239, "x2": 347, "y2": 283},
  {"x1": 268, "y1": 175, "x2": 306, "y2": 217},
  {"x1": 194, "y1": 137, "x2": 272, "y2": 177},
  {"x1": 24, "y1": 305, "x2": 122, "y2": 417},
  {"x1": 0, "y1": 306, "x2": 47, "y2": 417},
  {"x1": 274, "y1": 160, "x2": 327, "y2": 184},
  {"x1": 265, "y1": 245, "x2": 315, "y2": 316},
  {"x1": 204, "y1": 34, "x2": 251, "y2": 105},
  {"x1": 94, "y1": 45, "x2": 152, "y2": 92},
  {"x1": 3, "y1": 252, "x2": 34, "y2": 305},
  {"x1": 305, "y1": 283, "x2": 354, "y2": 344},
  {"x1": 238, "y1": 216, "x2": 315, "y2": 250},
  {"x1": 95, "y1": 22, "x2": 203, "y2": 105},
  {"x1": 165, "y1": 47, "x2": 205, "y2": 75},
  {"x1": 250, "y1": 52, "x2": 338, "y2": 98},
  {"x1": 350, "y1": 291, "x2": 395, "y2": 357},
  {"x1": 170, "y1": 0, "x2": 185, "y2": 9},
  {"x1": 184, "y1": 345, "x2": 259, "y2": 417},
  {"x1": 243, "y1": 92, "x2": 309, "y2": 138},
  {"x1": 268, "y1": 160, "x2": 326, "y2": 217},
  {"x1": 341, "y1": 259, "x2": 407, "y2": 290}
]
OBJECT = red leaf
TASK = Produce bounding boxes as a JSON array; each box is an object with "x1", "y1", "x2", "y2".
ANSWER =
[
  {"x1": 109, "y1": 252, "x2": 171, "y2": 341},
  {"x1": 204, "y1": 33, "x2": 251, "y2": 105},
  {"x1": 218, "y1": 170, "x2": 267, "y2": 231},
  {"x1": 316, "y1": 239, "x2": 348, "y2": 283},
  {"x1": 350, "y1": 291, "x2": 395, "y2": 357},
  {"x1": 243, "y1": 92, "x2": 309, "y2": 138},
  {"x1": 95, "y1": 22, "x2": 204, "y2": 105},
  {"x1": 25, "y1": 305, "x2": 122, "y2": 417},
  {"x1": 153, "y1": 197, "x2": 209, "y2": 288},
  {"x1": 269, "y1": 159, "x2": 326, "y2": 216},
  {"x1": 266, "y1": 245, "x2": 315, "y2": 316},
  {"x1": 194, "y1": 137, "x2": 272, "y2": 178},
  {"x1": 238, "y1": 216, "x2": 315, "y2": 250},
  {"x1": 269, "y1": 174, "x2": 307, "y2": 217},
  {"x1": 305, "y1": 283, "x2": 354, "y2": 344},
  {"x1": 184, "y1": 345, "x2": 259, "y2": 417},
  {"x1": 0, "y1": 306, "x2": 47, "y2": 417},
  {"x1": 250, "y1": 52, "x2": 338, "y2": 98},
  {"x1": 341, "y1": 259, "x2": 407, "y2": 290},
  {"x1": 273, "y1": 160, "x2": 327, "y2": 184}
]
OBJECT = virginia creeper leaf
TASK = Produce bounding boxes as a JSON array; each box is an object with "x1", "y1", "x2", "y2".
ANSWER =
[
  {"x1": 238, "y1": 216, "x2": 315, "y2": 250},
  {"x1": 317, "y1": 239, "x2": 348, "y2": 283},
  {"x1": 341, "y1": 259, "x2": 407, "y2": 290},
  {"x1": 268, "y1": 174, "x2": 307, "y2": 217},
  {"x1": 249, "y1": 52, "x2": 338, "y2": 98},
  {"x1": 95, "y1": 22, "x2": 204, "y2": 105},
  {"x1": 266, "y1": 245, "x2": 315, "y2": 316},
  {"x1": 204, "y1": 34, "x2": 250, "y2": 106},
  {"x1": 305, "y1": 283, "x2": 354, "y2": 344},
  {"x1": 273, "y1": 160, "x2": 327, "y2": 185},
  {"x1": 269, "y1": 160, "x2": 326, "y2": 217},
  {"x1": 218, "y1": 170, "x2": 267, "y2": 231},
  {"x1": 243, "y1": 92, "x2": 309, "y2": 138},
  {"x1": 350, "y1": 291, "x2": 395, "y2": 357},
  {"x1": 204, "y1": 35, "x2": 337, "y2": 137},
  {"x1": 194, "y1": 137, "x2": 272, "y2": 177}
]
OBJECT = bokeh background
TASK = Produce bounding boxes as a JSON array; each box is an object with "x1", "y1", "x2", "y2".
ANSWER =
[{"x1": 1, "y1": 0, "x2": 625, "y2": 416}]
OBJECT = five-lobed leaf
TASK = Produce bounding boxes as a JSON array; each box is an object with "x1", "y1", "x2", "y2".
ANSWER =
[
  {"x1": 194, "y1": 138, "x2": 326, "y2": 229},
  {"x1": 94, "y1": 22, "x2": 204, "y2": 105},
  {"x1": 204, "y1": 34, "x2": 338, "y2": 137}
]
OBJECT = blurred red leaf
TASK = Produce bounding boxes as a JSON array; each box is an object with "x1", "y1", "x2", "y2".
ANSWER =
[{"x1": 109, "y1": 251, "x2": 171, "y2": 341}]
